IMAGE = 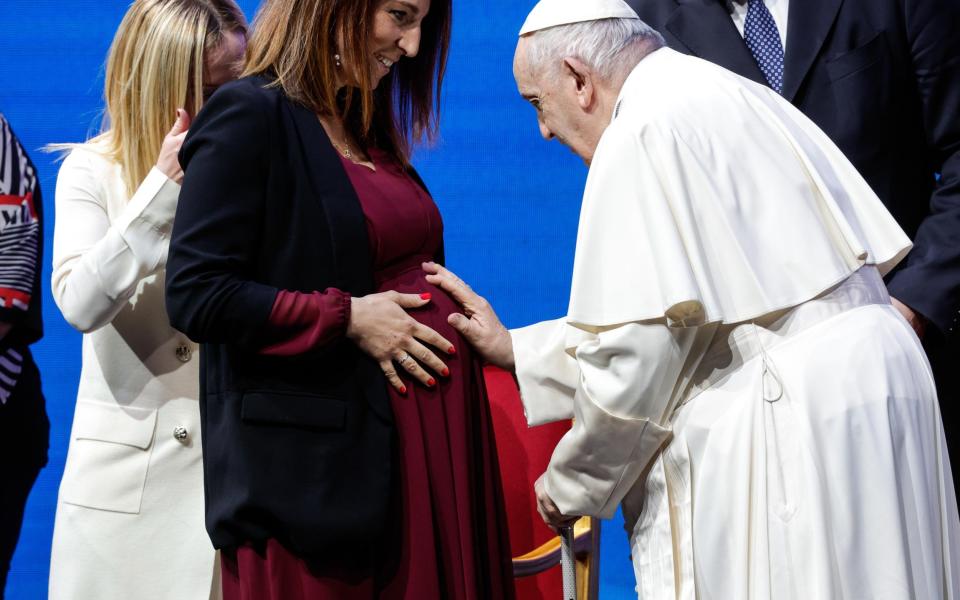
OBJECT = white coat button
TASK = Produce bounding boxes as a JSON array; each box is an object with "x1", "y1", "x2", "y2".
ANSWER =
[
  {"x1": 173, "y1": 427, "x2": 189, "y2": 442},
  {"x1": 175, "y1": 344, "x2": 192, "y2": 363}
]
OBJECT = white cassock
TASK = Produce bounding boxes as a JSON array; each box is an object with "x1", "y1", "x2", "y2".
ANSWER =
[{"x1": 511, "y1": 47, "x2": 960, "y2": 599}]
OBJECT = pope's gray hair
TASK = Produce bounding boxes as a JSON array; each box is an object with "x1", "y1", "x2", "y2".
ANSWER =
[{"x1": 524, "y1": 17, "x2": 665, "y2": 83}]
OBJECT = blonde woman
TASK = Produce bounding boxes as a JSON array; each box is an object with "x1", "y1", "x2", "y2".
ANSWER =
[{"x1": 48, "y1": 1, "x2": 246, "y2": 599}]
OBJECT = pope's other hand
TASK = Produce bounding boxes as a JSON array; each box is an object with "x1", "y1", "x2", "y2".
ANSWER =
[
  {"x1": 535, "y1": 474, "x2": 578, "y2": 531},
  {"x1": 422, "y1": 262, "x2": 515, "y2": 371}
]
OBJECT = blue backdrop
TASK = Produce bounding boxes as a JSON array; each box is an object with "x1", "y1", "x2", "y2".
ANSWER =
[{"x1": 2, "y1": 1, "x2": 636, "y2": 597}]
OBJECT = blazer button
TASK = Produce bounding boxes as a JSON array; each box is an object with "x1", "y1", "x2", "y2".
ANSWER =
[
  {"x1": 173, "y1": 426, "x2": 189, "y2": 442},
  {"x1": 175, "y1": 343, "x2": 193, "y2": 363}
]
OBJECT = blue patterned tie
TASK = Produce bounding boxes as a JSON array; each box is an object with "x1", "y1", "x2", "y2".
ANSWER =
[{"x1": 743, "y1": 0, "x2": 784, "y2": 93}]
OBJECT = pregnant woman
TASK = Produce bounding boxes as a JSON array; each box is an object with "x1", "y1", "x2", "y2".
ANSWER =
[{"x1": 164, "y1": 0, "x2": 514, "y2": 597}]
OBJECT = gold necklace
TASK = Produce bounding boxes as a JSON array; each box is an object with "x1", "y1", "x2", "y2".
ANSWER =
[
  {"x1": 317, "y1": 115, "x2": 357, "y2": 161},
  {"x1": 330, "y1": 139, "x2": 354, "y2": 160}
]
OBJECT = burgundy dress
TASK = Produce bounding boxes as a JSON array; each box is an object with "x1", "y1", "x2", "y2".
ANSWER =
[{"x1": 221, "y1": 148, "x2": 515, "y2": 600}]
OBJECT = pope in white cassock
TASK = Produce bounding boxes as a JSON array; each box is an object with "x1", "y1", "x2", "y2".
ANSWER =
[{"x1": 425, "y1": 0, "x2": 960, "y2": 597}]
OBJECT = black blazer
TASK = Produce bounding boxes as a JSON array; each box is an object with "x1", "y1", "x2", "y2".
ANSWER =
[
  {"x1": 166, "y1": 76, "x2": 417, "y2": 563},
  {"x1": 628, "y1": 0, "x2": 960, "y2": 335}
]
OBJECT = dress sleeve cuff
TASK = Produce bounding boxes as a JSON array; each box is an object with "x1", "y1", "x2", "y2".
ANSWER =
[{"x1": 259, "y1": 288, "x2": 351, "y2": 355}]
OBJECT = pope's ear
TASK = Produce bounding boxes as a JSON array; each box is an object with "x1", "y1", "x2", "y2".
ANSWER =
[{"x1": 562, "y1": 56, "x2": 595, "y2": 109}]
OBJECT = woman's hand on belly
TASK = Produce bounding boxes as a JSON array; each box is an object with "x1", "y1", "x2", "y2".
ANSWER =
[{"x1": 347, "y1": 290, "x2": 456, "y2": 394}]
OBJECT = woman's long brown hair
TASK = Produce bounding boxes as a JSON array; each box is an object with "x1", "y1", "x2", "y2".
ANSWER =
[{"x1": 243, "y1": 0, "x2": 451, "y2": 162}]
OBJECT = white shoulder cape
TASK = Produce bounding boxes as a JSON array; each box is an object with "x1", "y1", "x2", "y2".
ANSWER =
[{"x1": 566, "y1": 48, "x2": 911, "y2": 331}]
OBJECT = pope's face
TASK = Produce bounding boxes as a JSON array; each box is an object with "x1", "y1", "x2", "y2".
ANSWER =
[{"x1": 513, "y1": 37, "x2": 601, "y2": 164}]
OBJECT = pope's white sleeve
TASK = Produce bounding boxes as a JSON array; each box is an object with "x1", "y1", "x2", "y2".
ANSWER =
[
  {"x1": 543, "y1": 321, "x2": 699, "y2": 519},
  {"x1": 510, "y1": 318, "x2": 579, "y2": 426},
  {"x1": 52, "y1": 151, "x2": 180, "y2": 333}
]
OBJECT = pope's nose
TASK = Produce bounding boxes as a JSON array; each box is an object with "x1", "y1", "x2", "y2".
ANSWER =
[{"x1": 538, "y1": 121, "x2": 554, "y2": 141}]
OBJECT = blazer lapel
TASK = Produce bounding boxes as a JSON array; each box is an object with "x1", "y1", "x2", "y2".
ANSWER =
[
  {"x1": 782, "y1": 0, "x2": 844, "y2": 100},
  {"x1": 288, "y1": 102, "x2": 375, "y2": 295},
  {"x1": 664, "y1": 0, "x2": 768, "y2": 86}
]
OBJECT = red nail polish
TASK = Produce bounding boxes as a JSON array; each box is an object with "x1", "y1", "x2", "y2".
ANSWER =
[
  {"x1": 399, "y1": 385, "x2": 407, "y2": 395},
  {"x1": 427, "y1": 378, "x2": 436, "y2": 387},
  {"x1": 420, "y1": 293, "x2": 432, "y2": 301},
  {"x1": 448, "y1": 346, "x2": 457, "y2": 355},
  {"x1": 441, "y1": 367, "x2": 450, "y2": 377}
]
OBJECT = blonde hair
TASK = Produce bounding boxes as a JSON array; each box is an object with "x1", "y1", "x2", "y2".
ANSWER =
[{"x1": 60, "y1": 0, "x2": 247, "y2": 197}]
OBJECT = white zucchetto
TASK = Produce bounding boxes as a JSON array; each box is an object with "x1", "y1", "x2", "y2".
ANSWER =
[{"x1": 519, "y1": 0, "x2": 640, "y2": 36}]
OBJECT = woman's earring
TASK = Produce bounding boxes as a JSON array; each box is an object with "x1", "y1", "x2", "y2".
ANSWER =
[{"x1": 334, "y1": 54, "x2": 342, "y2": 68}]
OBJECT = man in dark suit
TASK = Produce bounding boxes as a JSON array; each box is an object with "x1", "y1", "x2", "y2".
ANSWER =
[{"x1": 627, "y1": 0, "x2": 960, "y2": 478}]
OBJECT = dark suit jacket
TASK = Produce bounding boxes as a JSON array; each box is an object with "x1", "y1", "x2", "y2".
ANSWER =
[
  {"x1": 166, "y1": 75, "x2": 407, "y2": 563},
  {"x1": 628, "y1": 0, "x2": 960, "y2": 336}
]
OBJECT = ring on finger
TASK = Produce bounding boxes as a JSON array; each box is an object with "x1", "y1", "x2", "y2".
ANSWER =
[{"x1": 398, "y1": 353, "x2": 413, "y2": 368}]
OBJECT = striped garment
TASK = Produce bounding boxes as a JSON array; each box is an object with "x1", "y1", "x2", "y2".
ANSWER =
[{"x1": 0, "y1": 114, "x2": 40, "y2": 403}]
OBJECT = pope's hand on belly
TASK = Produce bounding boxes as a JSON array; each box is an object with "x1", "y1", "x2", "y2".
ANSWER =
[
  {"x1": 422, "y1": 262, "x2": 515, "y2": 372},
  {"x1": 346, "y1": 290, "x2": 456, "y2": 394}
]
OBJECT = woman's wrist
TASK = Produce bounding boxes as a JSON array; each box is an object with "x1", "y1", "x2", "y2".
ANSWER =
[{"x1": 345, "y1": 296, "x2": 364, "y2": 341}]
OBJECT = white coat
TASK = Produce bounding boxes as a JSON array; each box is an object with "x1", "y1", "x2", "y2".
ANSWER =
[{"x1": 48, "y1": 141, "x2": 218, "y2": 600}]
